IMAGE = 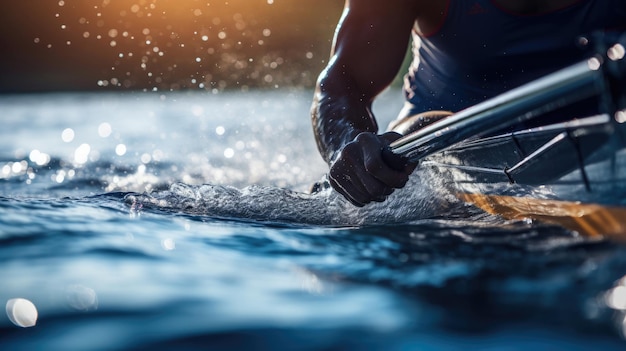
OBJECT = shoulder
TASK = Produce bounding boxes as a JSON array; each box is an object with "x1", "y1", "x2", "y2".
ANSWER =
[
  {"x1": 339, "y1": 0, "x2": 447, "y2": 36},
  {"x1": 413, "y1": 0, "x2": 449, "y2": 36},
  {"x1": 344, "y1": 0, "x2": 420, "y2": 17},
  {"x1": 344, "y1": 0, "x2": 448, "y2": 36}
]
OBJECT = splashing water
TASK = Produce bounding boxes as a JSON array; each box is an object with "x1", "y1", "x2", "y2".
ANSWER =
[
  {"x1": 27, "y1": 0, "x2": 339, "y2": 92},
  {"x1": 125, "y1": 167, "x2": 455, "y2": 226}
]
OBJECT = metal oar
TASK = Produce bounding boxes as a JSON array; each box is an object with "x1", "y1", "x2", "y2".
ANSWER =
[{"x1": 387, "y1": 52, "x2": 623, "y2": 164}]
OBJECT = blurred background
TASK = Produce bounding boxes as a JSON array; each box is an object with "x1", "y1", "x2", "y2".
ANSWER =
[{"x1": 0, "y1": 0, "x2": 348, "y2": 93}]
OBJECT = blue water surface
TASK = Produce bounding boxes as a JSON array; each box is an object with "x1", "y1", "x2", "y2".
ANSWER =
[{"x1": 2, "y1": 90, "x2": 626, "y2": 350}]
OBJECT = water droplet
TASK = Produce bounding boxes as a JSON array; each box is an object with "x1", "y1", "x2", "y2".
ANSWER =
[
  {"x1": 29, "y1": 150, "x2": 50, "y2": 166},
  {"x1": 608, "y1": 43, "x2": 625, "y2": 61},
  {"x1": 115, "y1": 144, "x2": 127, "y2": 156},
  {"x1": 6, "y1": 298, "x2": 38, "y2": 328},
  {"x1": 61, "y1": 128, "x2": 75, "y2": 142},
  {"x1": 54, "y1": 171, "x2": 65, "y2": 183},
  {"x1": 98, "y1": 122, "x2": 112, "y2": 137},
  {"x1": 588, "y1": 57, "x2": 601, "y2": 70},
  {"x1": 74, "y1": 144, "x2": 91, "y2": 164},
  {"x1": 11, "y1": 162, "x2": 24, "y2": 174},
  {"x1": 161, "y1": 238, "x2": 176, "y2": 250},
  {"x1": 65, "y1": 285, "x2": 98, "y2": 312},
  {"x1": 606, "y1": 286, "x2": 626, "y2": 310},
  {"x1": 141, "y1": 153, "x2": 151, "y2": 164}
]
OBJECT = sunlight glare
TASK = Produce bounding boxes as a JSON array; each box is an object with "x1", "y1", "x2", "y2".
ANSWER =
[
  {"x1": 6, "y1": 298, "x2": 38, "y2": 328},
  {"x1": 74, "y1": 144, "x2": 91, "y2": 164},
  {"x1": 116, "y1": 144, "x2": 127, "y2": 156},
  {"x1": 98, "y1": 122, "x2": 112, "y2": 137},
  {"x1": 606, "y1": 285, "x2": 626, "y2": 310},
  {"x1": 62, "y1": 128, "x2": 75, "y2": 142}
]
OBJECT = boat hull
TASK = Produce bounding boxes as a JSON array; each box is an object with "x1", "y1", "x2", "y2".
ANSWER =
[{"x1": 422, "y1": 114, "x2": 626, "y2": 237}]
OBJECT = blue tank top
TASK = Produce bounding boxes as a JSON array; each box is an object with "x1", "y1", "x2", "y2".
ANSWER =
[{"x1": 401, "y1": 0, "x2": 626, "y2": 117}]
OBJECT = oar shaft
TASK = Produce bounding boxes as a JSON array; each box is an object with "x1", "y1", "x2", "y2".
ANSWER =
[{"x1": 390, "y1": 59, "x2": 606, "y2": 162}]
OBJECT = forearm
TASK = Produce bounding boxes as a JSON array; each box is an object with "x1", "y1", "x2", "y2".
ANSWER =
[
  {"x1": 310, "y1": 0, "x2": 417, "y2": 165},
  {"x1": 310, "y1": 72, "x2": 378, "y2": 164}
]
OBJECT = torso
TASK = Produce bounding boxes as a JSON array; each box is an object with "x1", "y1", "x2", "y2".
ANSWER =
[
  {"x1": 491, "y1": 0, "x2": 584, "y2": 14},
  {"x1": 415, "y1": 0, "x2": 585, "y2": 35},
  {"x1": 400, "y1": 0, "x2": 626, "y2": 118}
]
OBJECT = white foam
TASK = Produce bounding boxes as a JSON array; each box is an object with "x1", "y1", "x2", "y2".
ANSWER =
[{"x1": 124, "y1": 167, "x2": 453, "y2": 226}]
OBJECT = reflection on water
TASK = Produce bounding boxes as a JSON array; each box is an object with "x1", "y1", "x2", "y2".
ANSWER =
[
  {"x1": 2, "y1": 191, "x2": 626, "y2": 349},
  {"x1": 1, "y1": 92, "x2": 626, "y2": 350},
  {"x1": 65, "y1": 284, "x2": 99, "y2": 312}
]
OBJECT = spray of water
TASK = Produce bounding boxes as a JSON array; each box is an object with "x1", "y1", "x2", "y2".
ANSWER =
[{"x1": 124, "y1": 167, "x2": 457, "y2": 226}]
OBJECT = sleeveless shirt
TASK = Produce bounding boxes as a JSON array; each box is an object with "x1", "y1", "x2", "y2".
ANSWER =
[{"x1": 400, "y1": 0, "x2": 626, "y2": 118}]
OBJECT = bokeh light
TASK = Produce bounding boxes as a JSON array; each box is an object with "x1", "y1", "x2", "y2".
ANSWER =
[{"x1": 1, "y1": 0, "x2": 343, "y2": 93}]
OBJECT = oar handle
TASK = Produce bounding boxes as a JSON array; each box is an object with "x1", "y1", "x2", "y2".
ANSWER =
[
  {"x1": 390, "y1": 59, "x2": 606, "y2": 162},
  {"x1": 381, "y1": 146, "x2": 408, "y2": 171},
  {"x1": 390, "y1": 30, "x2": 626, "y2": 163}
]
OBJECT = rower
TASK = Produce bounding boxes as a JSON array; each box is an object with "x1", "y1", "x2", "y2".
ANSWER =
[{"x1": 310, "y1": 0, "x2": 626, "y2": 206}]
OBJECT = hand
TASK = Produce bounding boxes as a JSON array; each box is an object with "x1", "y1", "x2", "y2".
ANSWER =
[{"x1": 328, "y1": 132, "x2": 417, "y2": 206}]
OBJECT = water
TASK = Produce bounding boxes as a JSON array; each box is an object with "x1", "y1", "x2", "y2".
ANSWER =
[{"x1": 2, "y1": 90, "x2": 626, "y2": 350}]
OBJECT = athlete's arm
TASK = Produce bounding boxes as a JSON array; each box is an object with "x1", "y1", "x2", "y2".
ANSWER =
[{"x1": 311, "y1": 0, "x2": 419, "y2": 206}]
